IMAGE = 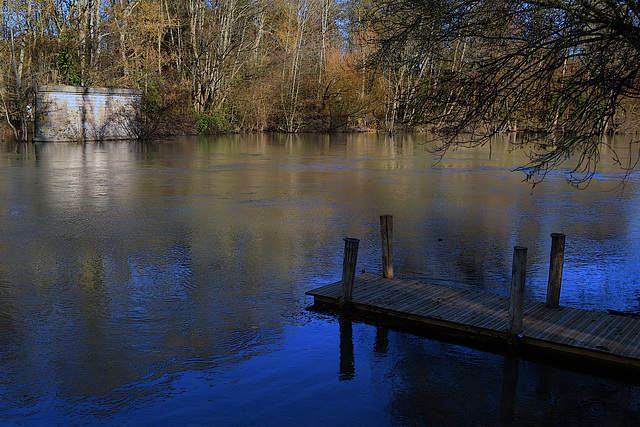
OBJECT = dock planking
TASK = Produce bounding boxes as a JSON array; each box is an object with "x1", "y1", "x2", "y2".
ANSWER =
[{"x1": 307, "y1": 272, "x2": 640, "y2": 369}]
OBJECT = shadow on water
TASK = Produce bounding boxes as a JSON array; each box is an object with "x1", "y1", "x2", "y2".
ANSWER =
[
  {"x1": 339, "y1": 317, "x2": 355, "y2": 381},
  {"x1": 313, "y1": 301, "x2": 640, "y2": 385},
  {"x1": 500, "y1": 356, "x2": 519, "y2": 426},
  {"x1": 319, "y1": 306, "x2": 640, "y2": 425}
]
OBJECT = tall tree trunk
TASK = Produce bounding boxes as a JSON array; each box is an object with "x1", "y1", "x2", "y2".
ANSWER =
[{"x1": 10, "y1": 28, "x2": 26, "y2": 140}]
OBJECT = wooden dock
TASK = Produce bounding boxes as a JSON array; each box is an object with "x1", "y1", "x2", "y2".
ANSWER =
[{"x1": 307, "y1": 273, "x2": 640, "y2": 369}]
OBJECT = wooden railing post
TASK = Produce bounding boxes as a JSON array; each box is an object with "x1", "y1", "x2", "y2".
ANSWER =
[
  {"x1": 340, "y1": 238, "x2": 360, "y2": 307},
  {"x1": 508, "y1": 246, "x2": 527, "y2": 337},
  {"x1": 380, "y1": 214, "x2": 394, "y2": 279},
  {"x1": 546, "y1": 233, "x2": 566, "y2": 309}
]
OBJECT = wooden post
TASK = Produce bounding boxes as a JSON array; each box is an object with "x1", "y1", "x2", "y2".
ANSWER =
[
  {"x1": 508, "y1": 246, "x2": 527, "y2": 337},
  {"x1": 380, "y1": 214, "x2": 393, "y2": 278},
  {"x1": 546, "y1": 233, "x2": 565, "y2": 309},
  {"x1": 340, "y1": 238, "x2": 360, "y2": 307}
]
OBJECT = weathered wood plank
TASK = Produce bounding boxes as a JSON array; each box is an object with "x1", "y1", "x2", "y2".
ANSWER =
[
  {"x1": 560, "y1": 312, "x2": 605, "y2": 347},
  {"x1": 397, "y1": 285, "x2": 457, "y2": 315},
  {"x1": 569, "y1": 312, "x2": 611, "y2": 349},
  {"x1": 621, "y1": 331, "x2": 640, "y2": 359},
  {"x1": 530, "y1": 308, "x2": 585, "y2": 342},
  {"x1": 588, "y1": 315, "x2": 629, "y2": 353},
  {"x1": 607, "y1": 318, "x2": 640, "y2": 356}
]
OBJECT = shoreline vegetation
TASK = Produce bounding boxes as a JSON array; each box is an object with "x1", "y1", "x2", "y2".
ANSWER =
[
  {"x1": 2, "y1": 1, "x2": 640, "y2": 162},
  {"x1": 2, "y1": 118, "x2": 639, "y2": 145}
]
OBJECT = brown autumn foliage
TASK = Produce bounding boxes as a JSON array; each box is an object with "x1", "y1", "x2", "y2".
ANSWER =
[
  {"x1": 1, "y1": 0, "x2": 639, "y2": 154},
  {"x1": 0, "y1": 0, "x2": 390, "y2": 138}
]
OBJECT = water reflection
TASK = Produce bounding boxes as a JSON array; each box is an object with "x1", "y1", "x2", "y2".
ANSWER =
[
  {"x1": 1, "y1": 134, "x2": 640, "y2": 424},
  {"x1": 338, "y1": 317, "x2": 355, "y2": 381},
  {"x1": 374, "y1": 326, "x2": 389, "y2": 356},
  {"x1": 500, "y1": 356, "x2": 519, "y2": 426}
]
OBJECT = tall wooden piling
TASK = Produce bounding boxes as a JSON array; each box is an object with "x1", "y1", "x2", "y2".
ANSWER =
[
  {"x1": 340, "y1": 238, "x2": 360, "y2": 307},
  {"x1": 508, "y1": 246, "x2": 527, "y2": 336},
  {"x1": 546, "y1": 233, "x2": 566, "y2": 309},
  {"x1": 380, "y1": 215, "x2": 394, "y2": 279}
]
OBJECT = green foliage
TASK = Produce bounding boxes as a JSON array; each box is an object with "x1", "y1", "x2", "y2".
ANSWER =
[
  {"x1": 197, "y1": 108, "x2": 237, "y2": 134},
  {"x1": 58, "y1": 47, "x2": 81, "y2": 86},
  {"x1": 140, "y1": 77, "x2": 196, "y2": 138},
  {"x1": 143, "y1": 77, "x2": 164, "y2": 116}
]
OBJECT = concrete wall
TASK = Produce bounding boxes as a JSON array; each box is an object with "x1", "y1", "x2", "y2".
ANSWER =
[{"x1": 34, "y1": 85, "x2": 143, "y2": 142}]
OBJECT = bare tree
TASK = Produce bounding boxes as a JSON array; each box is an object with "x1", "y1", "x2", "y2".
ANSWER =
[
  {"x1": 371, "y1": 0, "x2": 640, "y2": 185},
  {"x1": 188, "y1": 0, "x2": 255, "y2": 118}
]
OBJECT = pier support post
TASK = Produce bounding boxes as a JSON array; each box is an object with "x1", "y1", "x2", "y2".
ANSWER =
[
  {"x1": 546, "y1": 233, "x2": 565, "y2": 309},
  {"x1": 341, "y1": 238, "x2": 360, "y2": 308},
  {"x1": 380, "y1": 215, "x2": 394, "y2": 279},
  {"x1": 508, "y1": 246, "x2": 528, "y2": 337}
]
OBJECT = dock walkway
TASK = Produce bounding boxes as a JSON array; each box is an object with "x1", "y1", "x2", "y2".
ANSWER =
[{"x1": 307, "y1": 273, "x2": 640, "y2": 368}]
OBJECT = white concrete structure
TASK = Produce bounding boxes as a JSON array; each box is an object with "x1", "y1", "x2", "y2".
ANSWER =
[{"x1": 34, "y1": 85, "x2": 143, "y2": 142}]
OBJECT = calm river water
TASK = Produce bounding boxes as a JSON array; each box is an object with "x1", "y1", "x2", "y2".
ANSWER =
[{"x1": 2, "y1": 133, "x2": 640, "y2": 425}]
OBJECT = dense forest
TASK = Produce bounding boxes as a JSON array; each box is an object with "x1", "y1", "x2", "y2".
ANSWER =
[
  {"x1": 1, "y1": 0, "x2": 385, "y2": 138},
  {"x1": 2, "y1": 1, "x2": 640, "y2": 153}
]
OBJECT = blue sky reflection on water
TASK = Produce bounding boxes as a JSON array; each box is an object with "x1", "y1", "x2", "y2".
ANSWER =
[
  {"x1": 1, "y1": 134, "x2": 640, "y2": 425},
  {"x1": 29, "y1": 316, "x2": 640, "y2": 426}
]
